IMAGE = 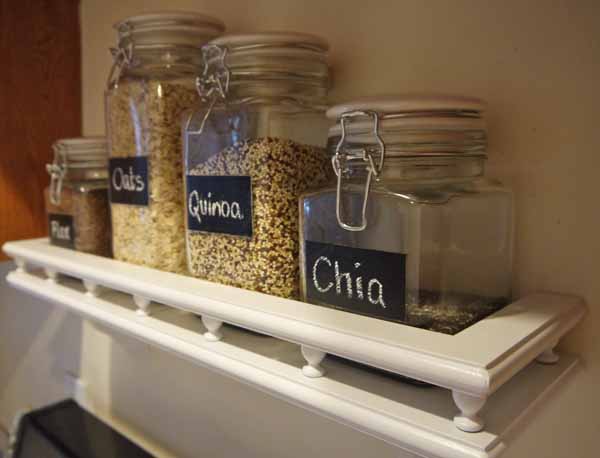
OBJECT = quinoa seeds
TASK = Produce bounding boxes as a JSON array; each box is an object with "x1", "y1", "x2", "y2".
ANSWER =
[{"x1": 186, "y1": 137, "x2": 330, "y2": 298}]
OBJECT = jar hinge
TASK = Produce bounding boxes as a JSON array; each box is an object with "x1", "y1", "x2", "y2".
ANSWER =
[{"x1": 332, "y1": 110, "x2": 386, "y2": 232}]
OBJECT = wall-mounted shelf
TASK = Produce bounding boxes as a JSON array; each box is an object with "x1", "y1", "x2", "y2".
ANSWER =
[
  {"x1": 1, "y1": 268, "x2": 579, "y2": 458},
  {"x1": 2, "y1": 238, "x2": 586, "y2": 447}
]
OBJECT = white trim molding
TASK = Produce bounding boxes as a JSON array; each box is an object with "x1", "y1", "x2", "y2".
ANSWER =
[{"x1": 3, "y1": 238, "x2": 586, "y2": 436}]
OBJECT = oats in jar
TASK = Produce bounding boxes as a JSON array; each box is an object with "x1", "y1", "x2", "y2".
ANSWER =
[{"x1": 107, "y1": 81, "x2": 197, "y2": 273}]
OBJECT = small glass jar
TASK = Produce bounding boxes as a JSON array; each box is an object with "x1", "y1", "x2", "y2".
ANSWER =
[
  {"x1": 45, "y1": 137, "x2": 111, "y2": 256},
  {"x1": 183, "y1": 32, "x2": 332, "y2": 298},
  {"x1": 105, "y1": 12, "x2": 224, "y2": 273},
  {"x1": 300, "y1": 95, "x2": 513, "y2": 334}
]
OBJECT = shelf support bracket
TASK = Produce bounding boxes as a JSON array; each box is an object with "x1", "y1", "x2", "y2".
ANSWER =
[
  {"x1": 133, "y1": 295, "x2": 152, "y2": 317},
  {"x1": 45, "y1": 268, "x2": 58, "y2": 283},
  {"x1": 14, "y1": 258, "x2": 26, "y2": 273},
  {"x1": 536, "y1": 340, "x2": 560, "y2": 364},
  {"x1": 301, "y1": 345, "x2": 327, "y2": 378},
  {"x1": 83, "y1": 280, "x2": 100, "y2": 297},
  {"x1": 452, "y1": 391, "x2": 486, "y2": 433},
  {"x1": 202, "y1": 316, "x2": 224, "y2": 342}
]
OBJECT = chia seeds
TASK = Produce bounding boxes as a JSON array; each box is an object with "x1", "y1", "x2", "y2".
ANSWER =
[
  {"x1": 407, "y1": 290, "x2": 508, "y2": 335},
  {"x1": 45, "y1": 185, "x2": 111, "y2": 256}
]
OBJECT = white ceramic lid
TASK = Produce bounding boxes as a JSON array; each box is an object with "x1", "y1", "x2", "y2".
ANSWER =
[
  {"x1": 327, "y1": 94, "x2": 485, "y2": 120},
  {"x1": 114, "y1": 11, "x2": 225, "y2": 47},
  {"x1": 209, "y1": 31, "x2": 329, "y2": 51}
]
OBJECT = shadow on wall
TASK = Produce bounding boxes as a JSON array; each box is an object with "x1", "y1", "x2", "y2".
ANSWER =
[
  {"x1": 0, "y1": 261, "x2": 83, "y2": 429},
  {"x1": 100, "y1": 318, "x2": 405, "y2": 458}
]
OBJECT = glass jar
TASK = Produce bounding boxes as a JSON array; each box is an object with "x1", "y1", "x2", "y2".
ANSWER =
[
  {"x1": 45, "y1": 137, "x2": 111, "y2": 256},
  {"x1": 300, "y1": 95, "x2": 513, "y2": 334},
  {"x1": 105, "y1": 12, "x2": 225, "y2": 273},
  {"x1": 183, "y1": 32, "x2": 332, "y2": 298}
]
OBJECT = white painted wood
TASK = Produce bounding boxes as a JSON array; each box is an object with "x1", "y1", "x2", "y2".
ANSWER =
[
  {"x1": 2, "y1": 269, "x2": 581, "y2": 458},
  {"x1": 201, "y1": 316, "x2": 224, "y2": 342},
  {"x1": 536, "y1": 342, "x2": 560, "y2": 365},
  {"x1": 44, "y1": 267, "x2": 58, "y2": 283},
  {"x1": 301, "y1": 345, "x2": 327, "y2": 378},
  {"x1": 133, "y1": 295, "x2": 151, "y2": 317},
  {"x1": 1, "y1": 238, "x2": 586, "y2": 435},
  {"x1": 14, "y1": 257, "x2": 26, "y2": 273},
  {"x1": 452, "y1": 392, "x2": 487, "y2": 433},
  {"x1": 83, "y1": 279, "x2": 100, "y2": 297}
]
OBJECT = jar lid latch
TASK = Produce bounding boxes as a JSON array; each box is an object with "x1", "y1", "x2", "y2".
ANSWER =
[
  {"x1": 47, "y1": 145, "x2": 67, "y2": 206},
  {"x1": 332, "y1": 110, "x2": 386, "y2": 232},
  {"x1": 107, "y1": 23, "x2": 134, "y2": 89},
  {"x1": 189, "y1": 44, "x2": 230, "y2": 135}
]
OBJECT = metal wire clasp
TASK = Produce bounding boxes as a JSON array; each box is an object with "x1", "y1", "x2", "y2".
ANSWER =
[
  {"x1": 47, "y1": 144, "x2": 66, "y2": 205},
  {"x1": 332, "y1": 110, "x2": 386, "y2": 232},
  {"x1": 107, "y1": 22, "x2": 134, "y2": 88},
  {"x1": 188, "y1": 44, "x2": 230, "y2": 135},
  {"x1": 197, "y1": 44, "x2": 230, "y2": 99},
  {"x1": 107, "y1": 42, "x2": 133, "y2": 89}
]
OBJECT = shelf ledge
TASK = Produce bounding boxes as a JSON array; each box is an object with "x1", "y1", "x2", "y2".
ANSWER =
[
  {"x1": 2, "y1": 238, "x2": 586, "y2": 436},
  {"x1": 4, "y1": 269, "x2": 582, "y2": 458}
]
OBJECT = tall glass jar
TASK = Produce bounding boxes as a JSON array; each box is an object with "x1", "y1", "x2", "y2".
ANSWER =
[
  {"x1": 45, "y1": 137, "x2": 111, "y2": 256},
  {"x1": 105, "y1": 12, "x2": 224, "y2": 273},
  {"x1": 300, "y1": 96, "x2": 513, "y2": 334},
  {"x1": 183, "y1": 32, "x2": 332, "y2": 298}
]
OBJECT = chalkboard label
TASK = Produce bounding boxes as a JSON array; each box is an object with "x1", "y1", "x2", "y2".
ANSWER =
[
  {"x1": 186, "y1": 175, "x2": 253, "y2": 237},
  {"x1": 305, "y1": 240, "x2": 406, "y2": 322},
  {"x1": 48, "y1": 214, "x2": 75, "y2": 249},
  {"x1": 109, "y1": 157, "x2": 149, "y2": 206}
]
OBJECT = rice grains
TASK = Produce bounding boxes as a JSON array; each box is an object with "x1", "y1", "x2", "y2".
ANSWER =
[{"x1": 45, "y1": 186, "x2": 111, "y2": 256}]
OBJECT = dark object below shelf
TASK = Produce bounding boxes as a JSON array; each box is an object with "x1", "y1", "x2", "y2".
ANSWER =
[{"x1": 11, "y1": 399, "x2": 153, "y2": 458}]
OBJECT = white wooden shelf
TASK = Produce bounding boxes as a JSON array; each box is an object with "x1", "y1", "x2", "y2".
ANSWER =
[
  {"x1": 2, "y1": 238, "x2": 586, "y2": 445},
  {"x1": 1, "y1": 269, "x2": 580, "y2": 458}
]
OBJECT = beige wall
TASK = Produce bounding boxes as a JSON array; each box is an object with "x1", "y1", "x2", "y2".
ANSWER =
[{"x1": 1, "y1": 1, "x2": 599, "y2": 457}]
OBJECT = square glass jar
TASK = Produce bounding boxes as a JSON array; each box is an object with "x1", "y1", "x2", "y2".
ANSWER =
[
  {"x1": 105, "y1": 12, "x2": 225, "y2": 273},
  {"x1": 45, "y1": 137, "x2": 111, "y2": 256},
  {"x1": 300, "y1": 96, "x2": 513, "y2": 334},
  {"x1": 183, "y1": 33, "x2": 332, "y2": 298}
]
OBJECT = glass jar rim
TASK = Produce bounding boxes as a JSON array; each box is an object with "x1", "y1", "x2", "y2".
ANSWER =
[
  {"x1": 54, "y1": 136, "x2": 107, "y2": 152},
  {"x1": 208, "y1": 31, "x2": 329, "y2": 52},
  {"x1": 328, "y1": 116, "x2": 485, "y2": 136},
  {"x1": 52, "y1": 137, "x2": 108, "y2": 164},
  {"x1": 199, "y1": 32, "x2": 330, "y2": 97},
  {"x1": 204, "y1": 31, "x2": 329, "y2": 71},
  {"x1": 49, "y1": 137, "x2": 107, "y2": 180},
  {"x1": 327, "y1": 94, "x2": 487, "y2": 157},
  {"x1": 205, "y1": 32, "x2": 329, "y2": 68},
  {"x1": 327, "y1": 94, "x2": 485, "y2": 119},
  {"x1": 114, "y1": 11, "x2": 225, "y2": 49}
]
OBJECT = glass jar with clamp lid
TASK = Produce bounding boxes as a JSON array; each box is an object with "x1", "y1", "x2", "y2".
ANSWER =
[{"x1": 300, "y1": 95, "x2": 513, "y2": 334}]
